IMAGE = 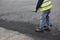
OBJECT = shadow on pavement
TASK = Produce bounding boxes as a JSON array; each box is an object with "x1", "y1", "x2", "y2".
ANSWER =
[{"x1": 0, "y1": 19, "x2": 60, "y2": 40}]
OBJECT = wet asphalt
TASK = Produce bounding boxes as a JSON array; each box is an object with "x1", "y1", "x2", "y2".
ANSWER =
[{"x1": 0, "y1": 0, "x2": 60, "y2": 40}]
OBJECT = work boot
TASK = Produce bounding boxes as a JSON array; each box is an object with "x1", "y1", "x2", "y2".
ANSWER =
[
  {"x1": 35, "y1": 28, "x2": 44, "y2": 32},
  {"x1": 44, "y1": 28, "x2": 51, "y2": 32}
]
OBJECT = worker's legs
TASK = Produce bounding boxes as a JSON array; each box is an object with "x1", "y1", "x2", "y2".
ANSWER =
[
  {"x1": 39, "y1": 9, "x2": 51, "y2": 30},
  {"x1": 46, "y1": 9, "x2": 51, "y2": 29}
]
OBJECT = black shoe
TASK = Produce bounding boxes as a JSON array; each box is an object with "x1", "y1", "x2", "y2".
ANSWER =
[
  {"x1": 50, "y1": 24, "x2": 52, "y2": 27},
  {"x1": 44, "y1": 29, "x2": 51, "y2": 32}
]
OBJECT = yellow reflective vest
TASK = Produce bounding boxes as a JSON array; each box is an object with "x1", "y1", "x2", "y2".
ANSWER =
[{"x1": 39, "y1": 0, "x2": 52, "y2": 11}]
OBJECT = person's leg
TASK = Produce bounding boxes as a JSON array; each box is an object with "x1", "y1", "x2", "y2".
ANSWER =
[
  {"x1": 39, "y1": 10, "x2": 48, "y2": 31},
  {"x1": 35, "y1": 11, "x2": 47, "y2": 32},
  {"x1": 46, "y1": 9, "x2": 51, "y2": 30},
  {"x1": 35, "y1": 9, "x2": 51, "y2": 32}
]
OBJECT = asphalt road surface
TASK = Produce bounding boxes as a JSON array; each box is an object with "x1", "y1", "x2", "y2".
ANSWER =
[{"x1": 0, "y1": 0, "x2": 60, "y2": 40}]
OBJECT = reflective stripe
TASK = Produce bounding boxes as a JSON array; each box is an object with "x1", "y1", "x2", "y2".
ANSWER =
[
  {"x1": 41, "y1": 3, "x2": 52, "y2": 8},
  {"x1": 44, "y1": 0, "x2": 50, "y2": 3},
  {"x1": 39, "y1": 5, "x2": 52, "y2": 11},
  {"x1": 44, "y1": 0, "x2": 50, "y2": 2},
  {"x1": 41, "y1": 1, "x2": 51, "y2": 7},
  {"x1": 39, "y1": 0, "x2": 52, "y2": 11}
]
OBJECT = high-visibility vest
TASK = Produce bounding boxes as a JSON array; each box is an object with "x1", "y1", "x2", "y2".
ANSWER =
[{"x1": 39, "y1": 0, "x2": 52, "y2": 11}]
